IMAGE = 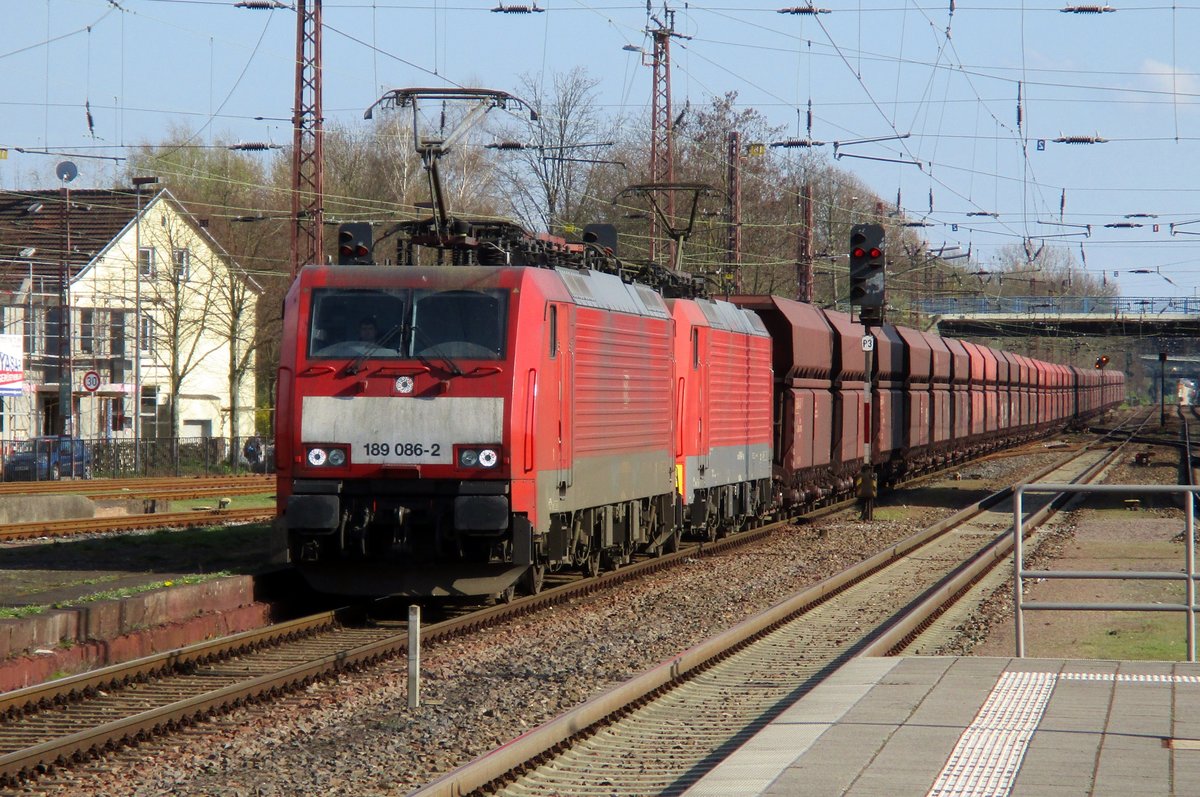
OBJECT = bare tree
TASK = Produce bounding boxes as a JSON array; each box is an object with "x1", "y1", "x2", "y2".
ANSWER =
[
  {"x1": 138, "y1": 212, "x2": 225, "y2": 438},
  {"x1": 493, "y1": 68, "x2": 612, "y2": 235},
  {"x1": 126, "y1": 133, "x2": 279, "y2": 446}
]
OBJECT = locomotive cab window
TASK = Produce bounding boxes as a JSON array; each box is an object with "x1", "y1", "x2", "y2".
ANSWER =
[
  {"x1": 410, "y1": 289, "x2": 508, "y2": 360},
  {"x1": 307, "y1": 288, "x2": 408, "y2": 359},
  {"x1": 307, "y1": 287, "x2": 508, "y2": 361}
]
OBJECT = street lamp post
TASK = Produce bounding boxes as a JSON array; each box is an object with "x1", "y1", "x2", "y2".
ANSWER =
[
  {"x1": 1161, "y1": 351, "x2": 1168, "y2": 427},
  {"x1": 56, "y1": 162, "x2": 78, "y2": 438},
  {"x1": 132, "y1": 176, "x2": 159, "y2": 474}
]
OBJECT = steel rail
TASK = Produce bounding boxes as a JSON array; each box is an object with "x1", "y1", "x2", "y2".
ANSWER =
[
  {"x1": 411, "y1": 418, "x2": 1142, "y2": 797},
  {"x1": 0, "y1": 507, "x2": 273, "y2": 542},
  {"x1": 0, "y1": 475, "x2": 272, "y2": 496}
]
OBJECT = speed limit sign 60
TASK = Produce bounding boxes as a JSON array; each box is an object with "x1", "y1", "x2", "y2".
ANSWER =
[{"x1": 82, "y1": 370, "x2": 101, "y2": 392}]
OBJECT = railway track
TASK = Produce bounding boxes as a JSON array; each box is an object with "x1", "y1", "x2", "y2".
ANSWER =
[
  {"x1": 412, "y1": 413, "x2": 1151, "y2": 796},
  {"x1": 0, "y1": 475, "x2": 275, "y2": 542},
  {"x1": 0, "y1": 417, "x2": 1144, "y2": 788},
  {"x1": 0, "y1": 507, "x2": 274, "y2": 542},
  {"x1": 0, "y1": 474, "x2": 272, "y2": 498}
]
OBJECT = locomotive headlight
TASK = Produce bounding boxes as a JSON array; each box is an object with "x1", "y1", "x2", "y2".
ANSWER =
[
  {"x1": 478, "y1": 448, "x2": 499, "y2": 468},
  {"x1": 305, "y1": 445, "x2": 348, "y2": 467},
  {"x1": 459, "y1": 449, "x2": 479, "y2": 468}
]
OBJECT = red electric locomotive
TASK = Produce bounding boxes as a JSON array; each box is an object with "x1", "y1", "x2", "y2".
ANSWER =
[{"x1": 276, "y1": 250, "x2": 699, "y2": 597}]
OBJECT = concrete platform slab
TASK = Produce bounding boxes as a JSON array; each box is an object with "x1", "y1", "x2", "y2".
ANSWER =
[{"x1": 686, "y1": 657, "x2": 1200, "y2": 797}]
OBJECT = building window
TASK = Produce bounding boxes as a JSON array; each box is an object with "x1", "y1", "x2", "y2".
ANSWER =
[
  {"x1": 25, "y1": 306, "x2": 41, "y2": 356},
  {"x1": 139, "y1": 313, "x2": 153, "y2": 353},
  {"x1": 173, "y1": 248, "x2": 190, "y2": 282},
  {"x1": 110, "y1": 310, "x2": 125, "y2": 357},
  {"x1": 80, "y1": 309, "x2": 94, "y2": 354},
  {"x1": 106, "y1": 397, "x2": 126, "y2": 432},
  {"x1": 138, "y1": 247, "x2": 155, "y2": 278}
]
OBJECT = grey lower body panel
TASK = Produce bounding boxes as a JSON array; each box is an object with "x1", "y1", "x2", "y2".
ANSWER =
[
  {"x1": 685, "y1": 442, "x2": 772, "y2": 497},
  {"x1": 536, "y1": 449, "x2": 675, "y2": 523}
]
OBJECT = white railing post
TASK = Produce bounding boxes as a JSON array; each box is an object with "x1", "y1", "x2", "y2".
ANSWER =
[
  {"x1": 408, "y1": 604, "x2": 421, "y2": 709},
  {"x1": 1014, "y1": 486, "x2": 1025, "y2": 658}
]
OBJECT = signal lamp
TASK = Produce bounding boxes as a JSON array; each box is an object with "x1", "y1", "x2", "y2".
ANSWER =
[
  {"x1": 848, "y1": 224, "x2": 886, "y2": 308},
  {"x1": 336, "y1": 222, "x2": 373, "y2": 265}
]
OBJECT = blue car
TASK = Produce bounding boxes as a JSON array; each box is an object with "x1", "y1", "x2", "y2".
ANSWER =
[{"x1": 3, "y1": 437, "x2": 93, "y2": 481}]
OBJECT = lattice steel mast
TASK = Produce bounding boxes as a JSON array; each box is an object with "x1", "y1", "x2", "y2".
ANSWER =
[{"x1": 291, "y1": 0, "x2": 324, "y2": 276}]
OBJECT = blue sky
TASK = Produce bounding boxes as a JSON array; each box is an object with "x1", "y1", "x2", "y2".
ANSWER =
[{"x1": 3, "y1": 0, "x2": 1199, "y2": 299}]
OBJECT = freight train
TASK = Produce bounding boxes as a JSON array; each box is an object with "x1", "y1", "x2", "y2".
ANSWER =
[{"x1": 273, "y1": 216, "x2": 1124, "y2": 599}]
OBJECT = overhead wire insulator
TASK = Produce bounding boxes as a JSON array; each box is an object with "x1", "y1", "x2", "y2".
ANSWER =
[
  {"x1": 492, "y1": 3, "x2": 544, "y2": 12},
  {"x1": 1061, "y1": 5, "x2": 1115, "y2": 12},
  {"x1": 770, "y1": 139, "x2": 825, "y2": 148},
  {"x1": 778, "y1": 6, "x2": 832, "y2": 13},
  {"x1": 228, "y1": 142, "x2": 280, "y2": 151},
  {"x1": 1054, "y1": 134, "x2": 1108, "y2": 144}
]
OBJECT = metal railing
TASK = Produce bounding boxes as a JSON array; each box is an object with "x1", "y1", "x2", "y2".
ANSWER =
[
  {"x1": 1013, "y1": 483, "x2": 1200, "y2": 661},
  {"x1": 0, "y1": 435, "x2": 273, "y2": 482}
]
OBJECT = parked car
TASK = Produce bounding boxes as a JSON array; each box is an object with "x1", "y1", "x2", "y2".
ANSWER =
[{"x1": 2, "y1": 437, "x2": 93, "y2": 481}]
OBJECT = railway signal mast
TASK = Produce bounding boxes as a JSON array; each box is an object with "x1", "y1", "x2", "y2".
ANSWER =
[
  {"x1": 849, "y1": 223, "x2": 887, "y2": 519},
  {"x1": 646, "y1": 4, "x2": 689, "y2": 264},
  {"x1": 291, "y1": 0, "x2": 324, "y2": 276}
]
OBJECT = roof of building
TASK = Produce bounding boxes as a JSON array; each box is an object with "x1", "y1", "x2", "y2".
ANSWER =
[
  {"x1": 0, "y1": 189, "x2": 143, "y2": 292},
  {"x1": 0, "y1": 187, "x2": 259, "y2": 296}
]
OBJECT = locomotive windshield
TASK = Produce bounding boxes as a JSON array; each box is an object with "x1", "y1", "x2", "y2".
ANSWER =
[{"x1": 307, "y1": 287, "x2": 508, "y2": 361}]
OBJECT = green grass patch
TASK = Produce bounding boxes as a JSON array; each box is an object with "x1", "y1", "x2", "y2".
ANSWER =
[
  {"x1": 63, "y1": 571, "x2": 232, "y2": 605},
  {"x1": 1076, "y1": 615, "x2": 1190, "y2": 661},
  {"x1": 0, "y1": 572, "x2": 233, "y2": 619},
  {"x1": 171, "y1": 493, "x2": 275, "y2": 511},
  {"x1": 3, "y1": 523, "x2": 274, "y2": 568},
  {"x1": 869, "y1": 506, "x2": 917, "y2": 522}
]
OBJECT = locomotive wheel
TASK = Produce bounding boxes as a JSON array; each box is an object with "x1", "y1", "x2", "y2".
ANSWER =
[
  {"x1": 494, "y1": 585, "x2": 516, "y2": 605},
  {"x1": 666, "y1": 529, "x2": 681, "y2": 553},
  {"x1": 521, "y1": 565, "x2": 545, "y2": 595},
  {"x1": 584, "y1": 552, "x2": 601, "y2": 578}
]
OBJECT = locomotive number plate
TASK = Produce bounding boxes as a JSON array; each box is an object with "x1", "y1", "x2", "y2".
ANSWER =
[{"x1": 362, "y1": 442, "x2": 442, "y2": 458}]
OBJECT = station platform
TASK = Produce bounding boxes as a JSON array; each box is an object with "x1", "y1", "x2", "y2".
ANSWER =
[{"x1": 685, "y1": 656, "x2": 1200, "y2": 796}]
